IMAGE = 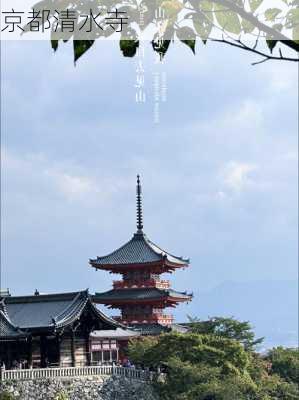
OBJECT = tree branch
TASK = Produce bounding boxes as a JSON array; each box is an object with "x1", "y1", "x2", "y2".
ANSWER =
[
  {"x1": 211, "y1": 38, "x2": 299, "y2": 64},
  {"x1": 206, "y1": 0, "x2": 299, "y2": 53}
]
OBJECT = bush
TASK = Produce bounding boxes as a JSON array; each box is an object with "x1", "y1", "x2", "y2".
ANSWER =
[
  {"x1": 266, "y1": 347, "x2": 299, "y2": 383},
  {"x1": 0, "y1": 391, "x2": 16, "y2": 400},
  {"x1": 55, "y1": 392, "x2": 69, "y2": 400}
]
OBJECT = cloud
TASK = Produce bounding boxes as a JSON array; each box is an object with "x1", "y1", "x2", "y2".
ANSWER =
[
  {"x1": 45, "y1": 170, "x2": 96, "y2": 200},
  {"x1": 1, "y1": 147, "x2": 113, "y2": 205},
  {"x1": 221, "y1": 161, "x2": 258, "y2": 193},
  {"x1": 1, "y1": 40, "x2": 297, "y2": 303}
]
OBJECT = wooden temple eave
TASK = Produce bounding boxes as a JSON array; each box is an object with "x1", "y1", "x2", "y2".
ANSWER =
[
  {"x1": 163, "y1": 258, "x2": 189, "y2": 270},
  {"x1": 102, "y1": 297, "x2": 190, "y2": 308},
  {"x1": 90, "y1": 260, "x2": 165, "y2": 273},
  {"x1": 90, "y1": 260, "x2": 187, "y2": 274}
]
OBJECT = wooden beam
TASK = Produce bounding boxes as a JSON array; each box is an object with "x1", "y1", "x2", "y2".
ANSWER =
[
  {"x1": 71, "y1": 331, "x2": 75, "y2": 367},
  {"x1": 27, "y1": 336, "x2": 32, "y2": 368},
  {"x1": 40, "y1": 335, "x2": 46, "y2": 368},
  {"x1": 56, "y1": 334, "x2": 61, "y2": 366},
  {"x1": 85, "y1": 333, "x2": 91, "y2": 366}
]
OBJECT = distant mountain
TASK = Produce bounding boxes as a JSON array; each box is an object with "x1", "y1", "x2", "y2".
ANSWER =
[{"x1": 186, "y1": 280, "x2": 298, "y2": 349}]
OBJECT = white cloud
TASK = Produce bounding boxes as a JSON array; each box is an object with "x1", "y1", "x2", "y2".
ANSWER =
[
  {"x1": 221, "y1": 161, "x2": 258, "y2": 192},
  {"x1": 225, "y1": 100, "x2": 263, "y2": 127},
  {"x1": 45, "y1": 170, "x2": 96, "y2": 200},
  {"x1": 2, "y1": 147, "x2": 104, "y2": 203}
]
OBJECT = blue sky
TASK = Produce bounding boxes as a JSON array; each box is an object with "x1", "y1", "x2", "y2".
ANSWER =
[{"x1": 1, "y1": 40, "x2": 298, "y2": 343}]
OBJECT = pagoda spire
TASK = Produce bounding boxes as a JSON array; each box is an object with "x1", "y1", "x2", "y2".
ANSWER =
[{"x1": 136, "y1": 174, "x2": 143, "y2": 233}]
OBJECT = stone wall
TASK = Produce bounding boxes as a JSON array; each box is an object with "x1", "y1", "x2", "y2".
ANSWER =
[{"x1": 0, "y1": 376, "x2": 158, "y2": 400}]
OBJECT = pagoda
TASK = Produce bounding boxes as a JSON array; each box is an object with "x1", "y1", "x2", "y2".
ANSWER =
[{"x1": 91, "y1": 176, "x2": 192, "y2": 334}]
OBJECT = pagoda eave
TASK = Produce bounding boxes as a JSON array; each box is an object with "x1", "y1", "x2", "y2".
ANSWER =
[
  {"x1": 89, "y1": 259, "x2": 187, "y2": 274},
  {"x1": 90, "y1": 176, "x2": 192, "y2": 329},
  {"x1": 92, "y1": 296, "x2": 191, "y2": 308}
]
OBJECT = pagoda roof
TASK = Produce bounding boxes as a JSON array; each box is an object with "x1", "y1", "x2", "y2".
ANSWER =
[
  {"x1": 93, "y1": 287, "x2": 192, "y2": 303},
  {"x1": 90, "y1": 232, "x2": 189, "y2": 269},
  {"x1": 2, "y1": 290, "x2": 120, "y2": 332},
  {"x1": 0, "y1": 301, "x2": 28, "y2": 341}
]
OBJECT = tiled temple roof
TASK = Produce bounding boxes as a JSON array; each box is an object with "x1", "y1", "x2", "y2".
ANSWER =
[
  {"x1": 2, "y1": 290, "x2": 120, "y2": 331},
  {"x1": 90, "y1": 232, "x2": 189, "y2": 268},
  {"x1": 0, "y1": 301, "x2": 28, "y2": 340},
  {"x1": 93, "y1": 287, "x2": 192, "y2": 303}
]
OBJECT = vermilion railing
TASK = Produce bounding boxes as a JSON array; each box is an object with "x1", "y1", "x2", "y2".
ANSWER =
[
  {"x1": 113, "y1": 279, "x2": 170, "y2": 289},
  {"x1": 112, "y1": 315, "x2": 174, "y2": 324}
]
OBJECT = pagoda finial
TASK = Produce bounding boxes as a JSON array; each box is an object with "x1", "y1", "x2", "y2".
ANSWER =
[{"x1": 136, "y1": 174, "x2": 143, "y2": 233}]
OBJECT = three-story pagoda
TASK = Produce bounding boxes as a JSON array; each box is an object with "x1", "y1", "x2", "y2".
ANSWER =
[{"x1": 91, "y1": 176, "x2": 192, "y2": 334}]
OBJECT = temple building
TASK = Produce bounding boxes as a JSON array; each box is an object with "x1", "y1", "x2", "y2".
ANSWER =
[
  {"x1": 91, "y1": 176, "x2": 193, "y2": 335},
  {"x1": 0, "y1": 290, "x2": 137, "y2": 369},
  {"x1": 0, "y1": 175, "x2": 193, "y2": 369}
]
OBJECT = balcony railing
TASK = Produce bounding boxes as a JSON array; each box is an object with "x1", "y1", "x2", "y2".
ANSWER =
[
  {"x1": 0, "y1": 365, "x2": 154, "y2": 382},
  {"x1": 113, "y1": 314, "x2": 174, "y2": 325},
  {"x1": 113, "y1": 279, "x2": 170, "y2": 289}
]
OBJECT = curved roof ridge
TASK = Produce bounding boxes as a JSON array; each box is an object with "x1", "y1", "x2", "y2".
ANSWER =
[
  {"x1": 89, "y1": 302, "x2": 124, "y2": 328},
  {"x1": 54, "y1": 290, "x2": 89, "y2": 325},
  {"x1": 90, "y1": 233, "x2": 157, "y2": 262},
  {"x1": 144, "y1": 235, "x2": 189, "y2": 264},
  {"x1": 5, "y1": 290, "x2": 88, "y2": 304},
  {"x1": 90, "y1": 232, "x2": 189, "y2": 267},
  {"x1": 0, "y1": 299, "x2": 9, "y2": 318},
  {"x1": 94, "y1": 287, "x2": 192, "y2": 302},
  {"x1": 0, "y1": 308, "x2": 27, "y2": 338},
  {"x1": 55, "y1": 296, "x2": 88, "y2": 328}
]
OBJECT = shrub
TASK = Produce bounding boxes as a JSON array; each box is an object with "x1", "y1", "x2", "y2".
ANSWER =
[
  {"x1": 55, "y1": 392, "x2": 69, "y2": 400},
  {"x1": 0, "y1": 391, "x2": 16, "y2": 400}
]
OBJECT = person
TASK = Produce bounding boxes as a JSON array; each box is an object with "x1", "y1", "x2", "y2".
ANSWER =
[{"x1": 122, "y1": 358, "x2": 131, "y2": 368}]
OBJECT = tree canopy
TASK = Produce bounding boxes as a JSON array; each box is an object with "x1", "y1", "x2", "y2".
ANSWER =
[
  {"x1": 187, "y1": 316, "x2": 264, "y2": 351},
  {"x1": 127, "y1": 318, "x2": 299, "y2": 400},
  {"x1": 26, "y1": 0, "x2": 299, "y2": 64},
  {"x1": 266, "y1": 347, "x2": 299, "y2": 384}
]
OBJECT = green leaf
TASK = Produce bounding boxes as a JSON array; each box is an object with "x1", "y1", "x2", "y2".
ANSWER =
[
  {"x1": 249, "y1": 0, "x2": 263, "y2": 12},
  {"x1": 266, "y1": 38, "x2": 278, "y2": 53},
  {"x1": 180, "y1": 39, "x2": 196, "y2": 54},
  {"x1": 286, "y1": 8, "x2": 299, "y2": 28},
  {"x1": 293, "y1": 24, "x2": 299, "y2": 41},
  {"x1": 192, "y1": 14, "x2": 213, "y2": 43},
  {"x1": 242, "y1": 19, "x2": 255, "y2": 33},
  {"x1": 272, "y1": 23, "x2": 283, "y2": 32},
  {"x1": 119, "y1": 40, "x2": 139, "y2": 57},
  {"x1": 198, "y1": 0, "x2": 214, "y2": 13},
  {"x1": 176, "y1": 27, "x2": 196, "y2": 54},
  {"x1": 152, "y1": 38, "x2": 171, "y2": 60},
  {"x1": 73, "y1": 40, "x2": 94, "y2": 63},
  {"x1": 160, "y1": 0, "x2": 183, "y2": 18},
  {"x1": 215, "y1": 7, "x2": 241, "y2": 34},
  {"x1": 264, "y1": 8, "x2": 282, "y2": 21},
  {"x1": 51, "y1": 39, "x2": 59, "y2": 52}
]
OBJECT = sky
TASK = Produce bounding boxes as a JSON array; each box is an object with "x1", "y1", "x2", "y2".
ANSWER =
[{"x1": 1, "y1": 39, "x2": 298, "y2": 345}]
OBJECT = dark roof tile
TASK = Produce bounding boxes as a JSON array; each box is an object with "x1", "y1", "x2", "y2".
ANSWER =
[
  {"x1": 3, "y1": 290, "x2": 120, "y2": 330},
  {"x1": 90, "y1": 232, "x2": 189, "y2": 267},
  {"x1": 0, "y1": 302, "x2": 27, "y2": 339},
  {"x1": 93, "y1": 288, "x2": 192, "y2": 302}
]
